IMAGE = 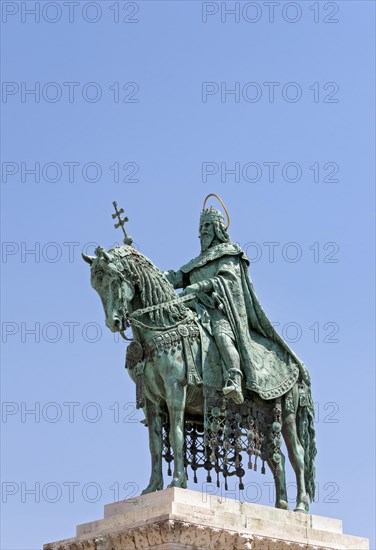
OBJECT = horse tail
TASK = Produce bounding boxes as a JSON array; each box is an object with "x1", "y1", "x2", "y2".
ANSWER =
[{"x1": 296, "y1": 382, "x2": 317, "y2": 501}]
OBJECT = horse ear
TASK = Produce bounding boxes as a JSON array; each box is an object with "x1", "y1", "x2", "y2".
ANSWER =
[
  {"x1": 82, "y1": 253, "x2": 94, "y2": 265},
  {"x1": 95, "y1": 246, "x2": 111, "y2": 262}
]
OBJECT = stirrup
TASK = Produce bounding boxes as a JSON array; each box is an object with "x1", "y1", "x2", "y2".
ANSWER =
[
  {"x1": 223, "y1": 386, "x2": 244, "y2": 404},
  {"x1": 223, "y1": 374, "x2": 244, "y2": 405},
  {"x1": 223, "y1": 368, "x2": 243, "y2": 389}
]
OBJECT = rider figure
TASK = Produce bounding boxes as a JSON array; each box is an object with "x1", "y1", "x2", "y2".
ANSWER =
[
  {"x1": 165, "y1": 203, "x2": 245, "y2": 404},
  {"x1": 165, "y1": 196, "x2": 310, "y2": 406}
]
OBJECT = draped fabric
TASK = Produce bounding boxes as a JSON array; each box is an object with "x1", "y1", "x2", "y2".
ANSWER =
[{"x1": 180, "y1": 242, "x2": 310, "y2": 400}]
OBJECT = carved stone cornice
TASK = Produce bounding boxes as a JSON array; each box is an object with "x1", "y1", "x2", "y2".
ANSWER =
[{"x1": 44, "y1": 519, "x2": 329, "y2": 550}]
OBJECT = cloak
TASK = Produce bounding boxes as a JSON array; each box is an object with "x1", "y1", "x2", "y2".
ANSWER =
[{"x1": 180, "y1": 242, "x2": 310, "y2": 400}]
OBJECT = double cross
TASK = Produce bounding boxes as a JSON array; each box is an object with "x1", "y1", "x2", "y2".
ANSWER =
[{"x1": 112, "y1": 201, "x2": 133, "y2": 245}]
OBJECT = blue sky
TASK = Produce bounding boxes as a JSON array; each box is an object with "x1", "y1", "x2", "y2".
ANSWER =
[{"x1": 1, "y1": 1, "x2": 375, "y2": 549}]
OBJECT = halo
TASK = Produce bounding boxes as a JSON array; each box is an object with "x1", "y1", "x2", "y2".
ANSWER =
[{"x1": 202, "y1": 193, "x2": 230, "y2": 230}]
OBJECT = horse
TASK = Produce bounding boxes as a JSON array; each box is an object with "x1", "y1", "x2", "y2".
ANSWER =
[{"x1": 82, "y1": 244, "x2": 316, "y2": 513}]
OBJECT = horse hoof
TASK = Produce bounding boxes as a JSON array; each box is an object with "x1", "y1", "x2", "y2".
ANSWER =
[
  {"x1": 276, "y1": 500, "x2": 289, "y2": 510},
  {"x1": 294, "y1": 503, "x2": 309, "y2": 513},
  {"x1": 167, "y1": 478, "x2": 187, "y2": 489},
  {"x1": 141, "y1": 482, "x2": 163, "y2": 495},
  {"x1": 294, "y1": 494, "x2": 309, "y2": 513}
]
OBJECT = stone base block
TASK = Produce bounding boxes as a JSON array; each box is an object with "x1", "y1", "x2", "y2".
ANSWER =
[{"x1": 44, "y1": 487, "x2": 369, "y2": 550}]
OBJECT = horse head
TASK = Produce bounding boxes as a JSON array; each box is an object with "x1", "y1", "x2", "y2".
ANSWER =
[{"x1": 82, "y1": 246, "x2": 135, "y2": 333}]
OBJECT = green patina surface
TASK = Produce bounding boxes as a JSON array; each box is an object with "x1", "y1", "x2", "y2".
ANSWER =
[{"x1": 83, "y1": 197, "x2": 317, "y2": 513}]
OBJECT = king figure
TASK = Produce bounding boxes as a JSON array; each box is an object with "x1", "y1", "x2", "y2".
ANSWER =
[{"x1": 165, "y1": 194, "x2": 310, "y2": 405}]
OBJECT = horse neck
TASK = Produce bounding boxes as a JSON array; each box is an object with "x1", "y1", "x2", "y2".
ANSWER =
[
  {"x1": 136, "y1": 261, "x2": 176, "y2": 312},
  {"x1": 126, "y1": 255, "x2": 189, "y2": 338},
  {"x1": 131, "y1": 283, "x2": 189, "y2": 341},
  {"x1": 125, "y1": 295, "x2": 148, "y2": 343},
  {"x1": 127, "y1": 281, "x2": 164, "y2": 341}
]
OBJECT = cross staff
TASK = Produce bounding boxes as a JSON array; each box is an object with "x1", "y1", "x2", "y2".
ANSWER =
[{"x1": 112, "y1": 201, "x2": 133, "y2": 245}]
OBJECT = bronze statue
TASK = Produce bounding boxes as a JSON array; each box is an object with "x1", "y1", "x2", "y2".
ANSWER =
[
  {"x1": 83, "y1": 195, "x2": 316, "y2": 513},
  {"x1": 165, "y1": 195, "x2": 310, "y2": 405}
]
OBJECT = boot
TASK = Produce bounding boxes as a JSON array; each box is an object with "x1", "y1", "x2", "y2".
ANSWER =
[{"x1": 223, "y1": 369, "x2": 244, "y2": 405}]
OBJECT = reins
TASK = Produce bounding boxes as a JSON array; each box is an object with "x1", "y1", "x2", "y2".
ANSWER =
[{"x1": 128, "y1": 293, "x2": 197, "y2": 332}]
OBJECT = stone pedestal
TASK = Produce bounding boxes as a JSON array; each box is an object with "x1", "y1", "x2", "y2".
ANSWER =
[{"x1": 44, "y1": 487, "x2": 369, "y2": 550}]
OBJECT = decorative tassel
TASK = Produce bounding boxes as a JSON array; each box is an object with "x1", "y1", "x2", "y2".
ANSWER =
[{"x1": 136, "y1": 374, "x2": 144, "y2": 409}]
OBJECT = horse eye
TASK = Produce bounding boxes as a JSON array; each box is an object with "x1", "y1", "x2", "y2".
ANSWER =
[{"x1": 96, "y1": 270, "x2": 104, "y2": 280}]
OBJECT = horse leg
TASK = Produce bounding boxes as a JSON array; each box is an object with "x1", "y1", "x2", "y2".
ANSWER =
[
  {"x1": 165, "y1": 381, "x2": 187, "y2": 489},
  {"x1": 267, "y1": 451, "x2": 288, "y2": 510},
  {"x1": 141, "y1": 398, "x2": 164, "y2": 494},
  {"x1": 282, "y1": 388, "x2": 309, "y2": 512}
]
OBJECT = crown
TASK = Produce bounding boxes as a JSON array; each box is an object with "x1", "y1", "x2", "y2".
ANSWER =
[
  {"x1": 200, "y1": 206, "x2": 225, "y2": 227},
  {"x1": 201, "y1": 194, "x2": 230, "y2": 230}
]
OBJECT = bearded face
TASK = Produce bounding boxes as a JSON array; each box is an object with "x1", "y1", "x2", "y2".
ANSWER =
[{"x1": 200, "y1": 220, "x2": 215, "y2": 252}]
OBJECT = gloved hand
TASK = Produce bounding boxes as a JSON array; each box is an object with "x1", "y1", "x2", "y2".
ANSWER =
[{"x1": 182, "y1": 280, "x2": 214, "y2": 296}]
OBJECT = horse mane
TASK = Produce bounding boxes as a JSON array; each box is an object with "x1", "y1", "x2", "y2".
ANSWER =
[{"x1": 108, "y1": 246, "x2": 188, "y2": 327}]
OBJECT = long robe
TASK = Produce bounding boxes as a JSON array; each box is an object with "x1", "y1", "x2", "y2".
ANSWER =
[{"x1": 176, "y1": 242, "x2": 310, "y2": 400}]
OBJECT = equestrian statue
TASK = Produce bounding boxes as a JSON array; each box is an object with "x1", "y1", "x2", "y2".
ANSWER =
[{"x1": 82, "y1": 195, "x2": 317, "y2": 513}]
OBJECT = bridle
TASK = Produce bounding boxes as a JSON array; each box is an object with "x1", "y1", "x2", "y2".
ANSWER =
[{"x1": 106, "y1": 260, "x2": 197, "y2": 338}]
